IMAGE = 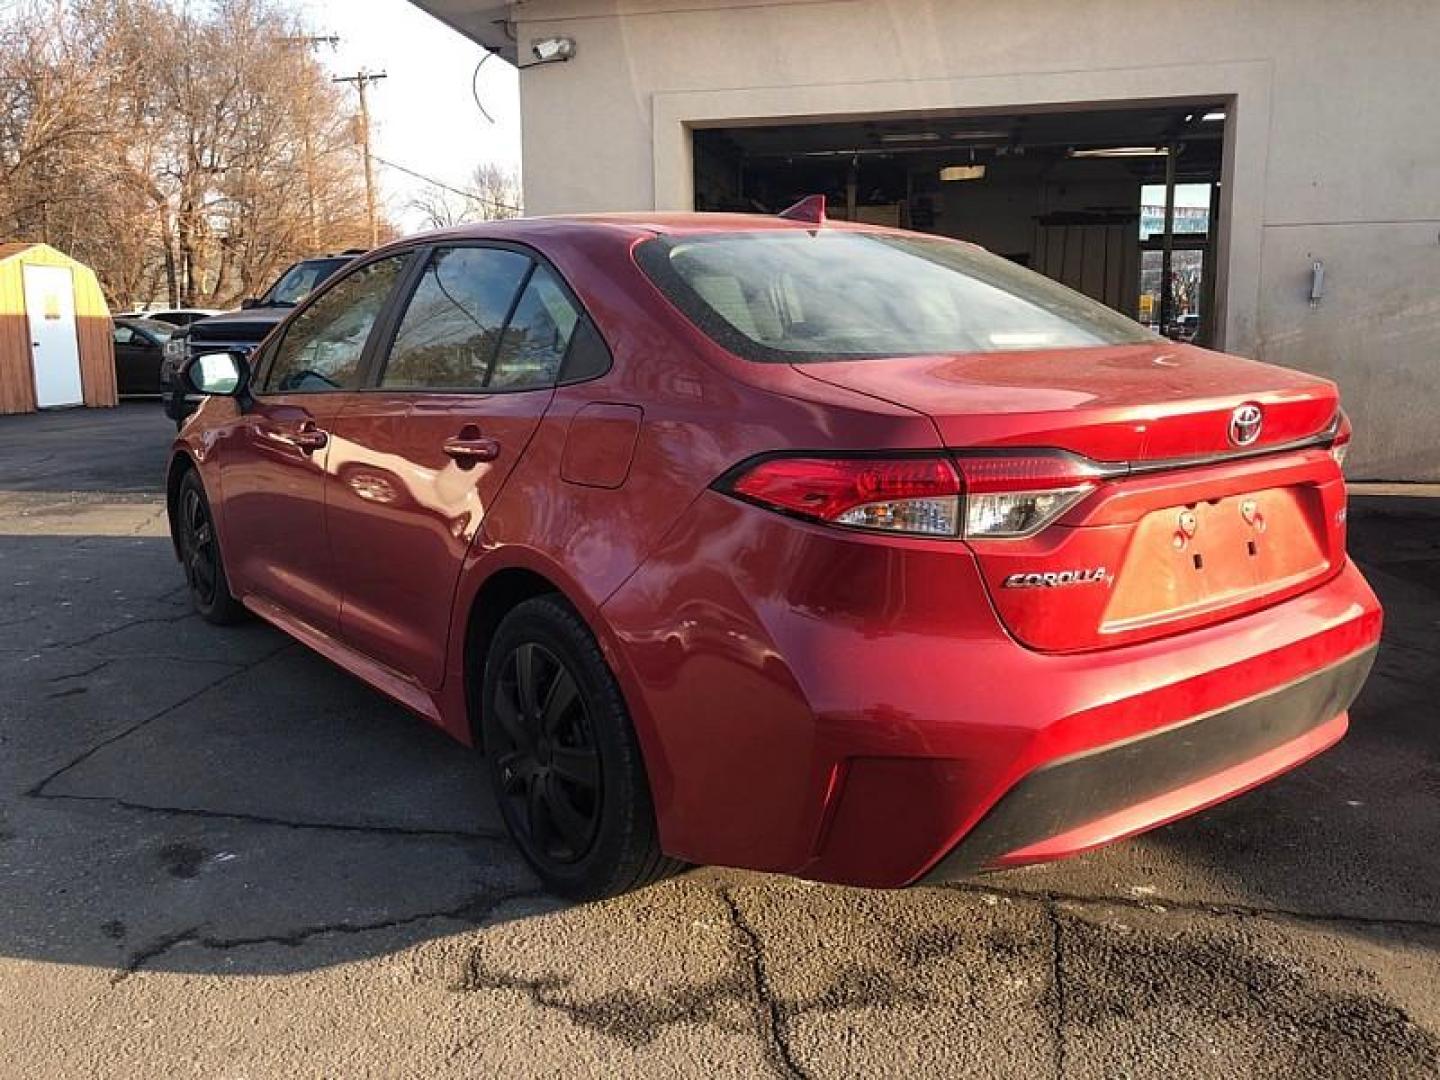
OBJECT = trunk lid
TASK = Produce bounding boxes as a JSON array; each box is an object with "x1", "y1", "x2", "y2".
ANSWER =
[
  {"x1": 793, "y1": 342, "x2": 1339, "y2": 463},
  {"x1": 795, "y1": 342, "x2": 1347, "y2": 652}
]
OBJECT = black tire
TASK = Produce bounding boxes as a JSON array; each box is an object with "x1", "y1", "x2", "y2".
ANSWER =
[
  {"x1": 174, "y1": 470, "x2": 245, "y2": 626},
  {"x1": 481, "y1": 595, "x2": 681, "y2": 900}
]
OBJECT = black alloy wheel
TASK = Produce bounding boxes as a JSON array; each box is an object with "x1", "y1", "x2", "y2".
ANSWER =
[
  {"x1": 179, "y1": 483, "x2": 219, "y2": 607},
  {"x1": 481, "y1": 596, "x2": 681, "y2": 899},
  {"x1": 491, "y1": 641, "x2": 602, "y2": 864},
  {"x1": 174, "y1": 470, "x2": 244, "y2": 625}
]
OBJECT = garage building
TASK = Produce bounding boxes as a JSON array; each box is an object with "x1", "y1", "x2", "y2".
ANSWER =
[
  {"x1": 413, "y1": 0, "x2": 1440, "y2": 481},
  {"x1": 0, "y1": 243, "x2": 117, "y2": 414}
]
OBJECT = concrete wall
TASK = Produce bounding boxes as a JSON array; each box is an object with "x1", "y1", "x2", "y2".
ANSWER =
[{"x1": 508, "y1": 0, "x2": 1440, "y2": 480}]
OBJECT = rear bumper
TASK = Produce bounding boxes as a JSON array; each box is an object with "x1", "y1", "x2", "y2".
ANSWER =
[
  {"x1": 603, "y1": 493, "x2": 1383, "y2": 887},
  {"x1": 918, "y1": 645, "x2": 1375, "y2": 882}
]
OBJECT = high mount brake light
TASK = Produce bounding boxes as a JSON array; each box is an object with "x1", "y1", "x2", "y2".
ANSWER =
[{"x1": 718, "y1": 450, "x2": 1105, "y2": 540}]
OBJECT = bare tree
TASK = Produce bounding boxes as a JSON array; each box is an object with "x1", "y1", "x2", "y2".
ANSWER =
[
  {"x1": 408, "y1": 184, "x2": 474, "y2": 231},
  {"x1": 470, "y1": 162, "x2": 522, "y2": 221},
  {"x1": 0, "y1": 0, "x2": 378, "y2": 309},
  {"x1": 406, "y1": 161, "x2": 522, "y2": 230}
]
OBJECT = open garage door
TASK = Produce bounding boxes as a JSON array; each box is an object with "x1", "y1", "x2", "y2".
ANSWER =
[{"x1": 694, "y1": 103, "x2": 1227, "y2": 347}]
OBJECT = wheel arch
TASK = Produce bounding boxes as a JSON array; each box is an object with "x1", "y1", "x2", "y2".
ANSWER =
[
  {"x1": 453, "y1": 553, "x2": 667, "y2": 801},
  {"x1": 164, "y1": 450, "x2": 199, "y2": 562},
  {"x1": 462, "y1": 565, "x2": 567, "y2": 749}
]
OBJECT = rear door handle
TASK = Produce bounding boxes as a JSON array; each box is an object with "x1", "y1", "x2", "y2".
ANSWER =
[{"x1": 443, "y1": 434, "x2": 501, "y2": 464}]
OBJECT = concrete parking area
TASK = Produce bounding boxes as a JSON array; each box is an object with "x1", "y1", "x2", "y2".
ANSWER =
[{"x1": 1, "y1": 404, "x2": 1437, "y2": 1078}]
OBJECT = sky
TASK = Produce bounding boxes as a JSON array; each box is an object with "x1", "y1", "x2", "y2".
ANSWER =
[{"x1": 294, "y1": 0, "x2": 522, "y2": 232}]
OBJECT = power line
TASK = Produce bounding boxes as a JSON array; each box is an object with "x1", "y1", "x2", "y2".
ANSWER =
[{"x1": 370, "y1": 154, "x2": 522, "y2": 215}]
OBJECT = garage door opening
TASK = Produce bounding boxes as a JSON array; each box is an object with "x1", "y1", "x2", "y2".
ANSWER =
[{"x1": 693, "y1": 103, "x2": 1227, "y2": 346}]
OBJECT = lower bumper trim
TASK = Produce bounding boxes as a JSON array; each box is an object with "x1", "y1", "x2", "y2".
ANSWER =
[{"x1": 918, "y1": 644, "x2": 1378, "y2": 882}]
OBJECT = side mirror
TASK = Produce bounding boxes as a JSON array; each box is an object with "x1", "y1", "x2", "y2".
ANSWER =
[
  {"x1": 240, "y1": 298, "x2": 261, "y2": 310},
  {"x1": 187, "y1": 351, "x2": 251, "y2": 397}
]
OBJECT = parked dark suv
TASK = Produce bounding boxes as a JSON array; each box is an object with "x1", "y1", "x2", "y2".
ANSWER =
[{"x1": 162, "y1": 251, "x2": 362, "y2": 426}]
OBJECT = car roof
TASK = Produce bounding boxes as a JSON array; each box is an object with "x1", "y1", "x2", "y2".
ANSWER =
[
  {"x1": 369, "y1": 210, "x2": 918, "y2": 256},
  {"x1": 115, "y1": 316, "x2": 173, "y2": 334},
  {"x1": 118, "y1": 308, "x2": 215, "y2": 316}
]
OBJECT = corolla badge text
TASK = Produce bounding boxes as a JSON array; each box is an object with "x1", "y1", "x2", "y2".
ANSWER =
[{"x1": 1002, "y1": 567, "x2": 1110, "y2": 588}]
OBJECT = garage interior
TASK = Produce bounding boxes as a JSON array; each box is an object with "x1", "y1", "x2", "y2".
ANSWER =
[{"x1": 693, "y1": 103, "x2": 1227, "y2": 346}]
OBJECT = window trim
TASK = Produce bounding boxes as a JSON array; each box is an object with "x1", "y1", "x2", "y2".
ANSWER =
[
  {"x1": 483, "y1": 261, "x2": 541, "y2": 387},
  {"x1": 357, "y1": 239, "x2": 613, "y2": 396},
  {"x1": 252, "y1": 248, "x2": 419, "y2": 398}
]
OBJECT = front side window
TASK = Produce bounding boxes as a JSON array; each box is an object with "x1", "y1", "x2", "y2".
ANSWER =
[
  {"x1": 262, "y1": 255, "x2": 407, "y2": 394},
  {"x1": 636, "y1": 231, "x2": 1154, "y2": 362},
  {"x1": 380, "y1": 246, "x2": 533, "y2": 391}
]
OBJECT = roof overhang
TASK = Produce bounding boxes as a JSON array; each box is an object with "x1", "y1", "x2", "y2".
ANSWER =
[{"x1": 409, "y1": 1, "x2": 517, "y2": 63}]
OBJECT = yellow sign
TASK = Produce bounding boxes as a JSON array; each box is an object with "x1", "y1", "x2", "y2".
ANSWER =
[{"x1": 43, "y1": 292, "x2": 61, "y2": 320}]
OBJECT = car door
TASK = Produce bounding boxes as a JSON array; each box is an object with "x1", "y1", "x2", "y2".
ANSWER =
[
  {"x1": 215, "y1": 253, "x2": 410, "y2": 634},
  {"x1": 326, "y1": 244, "x2": 583, "y2": 688},
  {"x1": 112, "y1": 323, "x2": 162, "y2": 395},
  {"x1": 112, "y1": 324, "x2": 143, "y2": 395}
]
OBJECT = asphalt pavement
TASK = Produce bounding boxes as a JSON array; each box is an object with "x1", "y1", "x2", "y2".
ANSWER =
[{"x1": 0, "y1": 403, "x2": 1436, "y2": 1078}]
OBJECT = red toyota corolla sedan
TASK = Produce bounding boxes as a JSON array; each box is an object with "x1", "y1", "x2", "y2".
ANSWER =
[{"x1": 168, "y1": 204, "x2": 1381, "y2": 899}]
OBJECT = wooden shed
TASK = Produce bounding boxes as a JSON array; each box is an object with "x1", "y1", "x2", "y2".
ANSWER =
[{"x1": 0, "y1": 243, "x2": 117, "y2": 414}]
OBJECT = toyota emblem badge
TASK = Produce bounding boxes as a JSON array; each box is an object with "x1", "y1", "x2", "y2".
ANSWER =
[{"x1": 1228, "y1": 403, "x2": 1263, "y2": 447}]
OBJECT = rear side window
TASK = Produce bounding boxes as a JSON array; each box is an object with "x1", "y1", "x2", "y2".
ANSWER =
[
  {"x1": 490, "y1": 265, "x2": 581, "y2": 390},
  {"x1": 381, "y1": 247, "x2": 532, "y2": 390},
  {"x1": 635, "y1": 231, "x2": 1153, "y2": 362},
  {"x1": 263, "y1": 255, "x2": 407, "y2": 393},
  {"x1": 559, "y1": 317, "x2": 612, "y2": 384}
]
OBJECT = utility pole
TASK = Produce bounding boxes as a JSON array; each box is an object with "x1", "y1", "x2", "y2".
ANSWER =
[{"x1": 333, "y1": 69, "x2": 386, "y2": 248}]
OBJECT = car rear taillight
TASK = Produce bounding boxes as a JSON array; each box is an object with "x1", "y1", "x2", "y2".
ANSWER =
[
  {"x1": 717, "y1": 449, "x2": 1109, "y2": 540},
  {"x1": 1330, "y1": 411, "x2": 1352, "y2": 469},
  {"x1": 952, "y1": 451, "x2": 1106, "y2": 539},
  {"x1": 721, "y1": 454, "x2": 962, "y2": 537}
]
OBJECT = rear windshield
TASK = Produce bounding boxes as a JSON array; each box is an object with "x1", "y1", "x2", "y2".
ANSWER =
[{"x1": 635, "y1": 230, "x2": 1153, "y2": 362}]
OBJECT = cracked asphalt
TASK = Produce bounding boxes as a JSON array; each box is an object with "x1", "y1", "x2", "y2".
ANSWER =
[{"x1": 1, "y1": 403, "x2": 1437, "y2": 1078}]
